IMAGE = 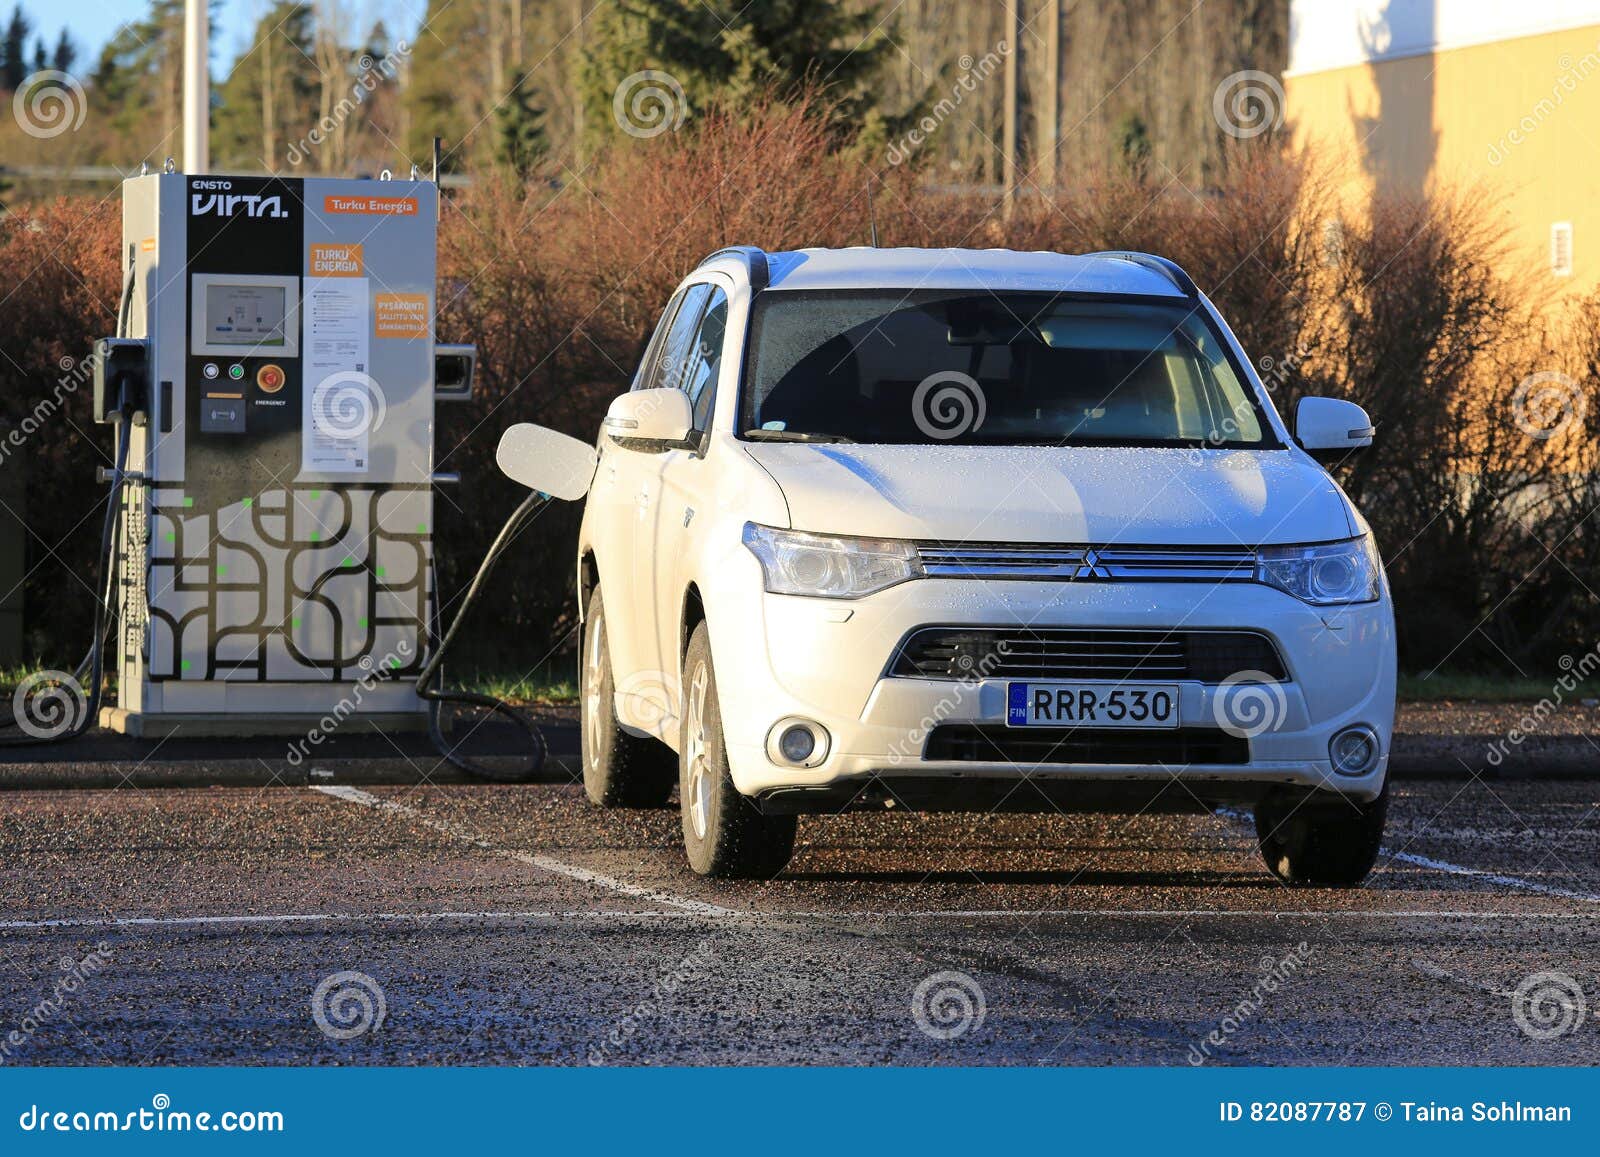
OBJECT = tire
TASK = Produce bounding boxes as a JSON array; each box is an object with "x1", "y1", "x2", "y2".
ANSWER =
[
  {"x1": 579, "y1": 588, "x2": 675, "y2": 808},
  {"x1": 1254, "y1": 786, "x2": 1388, "y2": 887},
  {"x1": 679, "y1": 622, "x2": 796, "y2": 878}
]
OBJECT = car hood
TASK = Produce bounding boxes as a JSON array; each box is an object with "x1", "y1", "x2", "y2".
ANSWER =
[{"x1": 741, "y1": 443, "x2": 1354, "y2": 546}]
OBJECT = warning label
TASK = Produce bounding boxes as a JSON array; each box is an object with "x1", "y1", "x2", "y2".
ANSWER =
[
  {"x1": 309, "y1": 243, "x2": 364, "y2": 276},
  {"x1": 374, "y1": 293, "x2": 429, "y2": 339},
  {"x1": 323, "y1": 194, "x2": 419, "y2": 216}
]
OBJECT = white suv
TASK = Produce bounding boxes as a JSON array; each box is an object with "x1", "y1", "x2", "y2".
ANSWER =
[{"x1": 551, "y1": 246, "x2": 1395, "y2": 883}]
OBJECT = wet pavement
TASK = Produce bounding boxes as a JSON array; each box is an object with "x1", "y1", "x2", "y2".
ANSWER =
[{"x1": 2, "y1": 774, "x2": 1598, "y2": 1065}]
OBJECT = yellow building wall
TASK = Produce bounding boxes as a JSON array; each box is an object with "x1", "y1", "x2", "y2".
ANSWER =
[{"x1": 1286, "y1": 23, "x2": 1600, "y2": 293}]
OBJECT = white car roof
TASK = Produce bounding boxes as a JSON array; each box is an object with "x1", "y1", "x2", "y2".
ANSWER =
[{"x1": 698, "y1": 246, "x2": 1192, "y2": 298}]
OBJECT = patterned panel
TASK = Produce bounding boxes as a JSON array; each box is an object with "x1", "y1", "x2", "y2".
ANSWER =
[{"x1": 145, "y1": 482, "x2": 430, "y2": 682}]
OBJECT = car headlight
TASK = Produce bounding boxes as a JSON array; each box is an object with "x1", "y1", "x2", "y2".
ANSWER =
[
  {"x1": 1257, "y1": 535, "x2": 1383, "y2": 606},
  {"x1": 742, "y1": 523, "x2": 922, "y2": 598}
]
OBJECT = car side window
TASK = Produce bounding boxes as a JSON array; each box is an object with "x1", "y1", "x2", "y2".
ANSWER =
[
  {"x1": 630, "y1": 287, "x2": 687, "y2": 392},
  {"x1": 683, "y1": 288, "x2": 728, "y2": 432},
  {"x1": 649, "y1": 283, "x2": 713, "y2": 393}
]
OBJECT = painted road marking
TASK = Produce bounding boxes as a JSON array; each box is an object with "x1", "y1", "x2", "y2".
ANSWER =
[
  {"x1": 6, "y1": 909, "x2": 1600, "y2": 931},
  {"x1": 312, "y1": 784, "x2": 736, "y2": 917},
  {"x1": 1217, "y1": 807, "x2": 1600, "y2": 904}
]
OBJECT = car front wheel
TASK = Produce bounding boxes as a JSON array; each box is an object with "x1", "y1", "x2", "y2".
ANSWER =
[
  {"x1": 679, "y1": 622, "x2": 796, "y2": 878},
  {"x1": 1254, "y1": 786, "x2": 1387, "y2": 887}
]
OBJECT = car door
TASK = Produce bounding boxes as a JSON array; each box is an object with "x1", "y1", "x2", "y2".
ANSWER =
[
  {"x1": 646, "y1": 283, "x2": 730, "y2": 715},
  {"x1": 618, "y1": 282, "x2": 713, "y2": 730},
  {"x1": 589, "y1": 284, "x2": 698, "y2": 704}
]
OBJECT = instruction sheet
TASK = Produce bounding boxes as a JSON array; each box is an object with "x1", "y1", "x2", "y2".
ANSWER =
[{"x1": 301, "y1": 277, "x2": 373, "y2": 473}]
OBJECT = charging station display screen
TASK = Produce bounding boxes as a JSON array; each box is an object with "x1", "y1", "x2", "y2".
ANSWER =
[{"x1": 204, "y1": 283, "x2": 289, "y2": 347}]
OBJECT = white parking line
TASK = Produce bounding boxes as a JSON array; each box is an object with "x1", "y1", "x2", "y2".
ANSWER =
[
  {"x1": 4, "y1": 908, "x2": 1600, "y2": 932},
  {"x1": 312, "y1": 784, "x2": 736, "y2": 917},
  {"x1": 1380, "y1": 849, "x2": 1600, "y2": 904},
  {"x1": 1217, "y1": 807, "x2": 1600, "y2": 904}
]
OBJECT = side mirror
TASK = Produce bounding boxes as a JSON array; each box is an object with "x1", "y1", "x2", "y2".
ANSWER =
[
  {"x1": 602, "y1": 388, "x2": 694, "y2": 450},
  {"x1": 1295, "y1": 396, "x2": 1374, "y2": 466},
  {"x1": 495, "y1": 423, "x2": 598, "y2": 500}
]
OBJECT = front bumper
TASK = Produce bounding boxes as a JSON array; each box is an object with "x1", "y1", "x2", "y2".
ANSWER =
[{"x1": 706, "y1": 571, "x2": 1396, "y2": 808}]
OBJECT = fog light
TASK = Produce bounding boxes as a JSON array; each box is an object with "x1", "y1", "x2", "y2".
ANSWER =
[
  {"x1": 1329, "y1": 726, "x2": 1380, "y2": 777},
  {"x1": 779, "y1": 725, "x2": 815, "y2": 764},
  {"x1": 766, "y1": 718, "x2": 830, "y2": 768}
]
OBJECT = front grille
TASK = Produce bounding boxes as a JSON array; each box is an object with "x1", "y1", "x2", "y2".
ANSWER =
[
  {"x1": 923, "y1": 724, "x2": 1249, "y2": 766},
  {"x1": 888, "y1": 627, "x2": 1287, "y2": 682},
  {"x1": 917, "y1": 542, "x2": 1257, "y2": 582}
]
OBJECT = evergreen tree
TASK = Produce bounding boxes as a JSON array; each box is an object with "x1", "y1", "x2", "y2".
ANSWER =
[
  {"x1": 1, "y1": 4, "x2": 30, "y2": 89},
  {"x1": 49, "y1": 27, "x2": 73, "y2": 74},
  {"x1": 494, "y1": 70, "x2": 548, "y2": 179},
  {"x1": 401, "y1": 0, "x2": 491, "y2": 170},
  {"x1": 88, "y1": 1, "x2": 187, "y2": 147},
  {"x1": 213, "y1": 2, "x2": 318, "y2": 169},
  {"x1": 580, "y1": 0, "x2": 897, "y2": 145}
]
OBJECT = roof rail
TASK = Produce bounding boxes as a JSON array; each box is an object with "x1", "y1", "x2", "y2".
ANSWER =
[
  {"x1": 1085, "y1": 250, "x2": 1198, "y2": 298},
  {"x1": 698, "y1": 245, "x2": 770, "y2": 291}
]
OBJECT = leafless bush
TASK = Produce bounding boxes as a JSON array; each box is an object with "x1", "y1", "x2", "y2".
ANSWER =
[{"x1": 3, "y1": 107, "x2": 1593, "y2": 679}]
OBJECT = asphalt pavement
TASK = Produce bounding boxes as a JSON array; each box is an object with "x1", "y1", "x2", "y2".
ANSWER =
[{"x1": 2, "y1": 770, "x2": 1598, "y2": 1065}]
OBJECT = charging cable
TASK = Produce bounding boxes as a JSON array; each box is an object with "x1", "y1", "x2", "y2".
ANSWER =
[{"x1": 414, "y1": 489, "x2": 551, "y2": 781}]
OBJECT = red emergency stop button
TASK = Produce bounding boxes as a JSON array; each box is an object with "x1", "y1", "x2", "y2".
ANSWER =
[{"x1": 256, "y1": 364, "x2": 286, "y2": 393}]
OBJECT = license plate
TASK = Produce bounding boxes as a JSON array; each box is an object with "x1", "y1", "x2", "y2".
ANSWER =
[{"x1": 1006, "y1": 682, "x2": 1180, "y2": 728}]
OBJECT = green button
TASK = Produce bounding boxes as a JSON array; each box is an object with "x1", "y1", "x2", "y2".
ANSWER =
[{"x1": 228, "y1": 364, "x2": 244, "y2": 380}]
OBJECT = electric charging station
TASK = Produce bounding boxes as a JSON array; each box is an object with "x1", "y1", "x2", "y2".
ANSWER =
[{"x1": 94, "y1": 172, "x2": 474, "y2": 737}]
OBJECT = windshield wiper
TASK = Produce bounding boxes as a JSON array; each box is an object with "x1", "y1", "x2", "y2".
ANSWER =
[{"x1": 742, "y1": 429, "x2": 855, "y2": 443}]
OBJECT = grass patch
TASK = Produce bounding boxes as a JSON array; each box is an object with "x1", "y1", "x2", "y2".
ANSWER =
[
  {"x1": 1398, "y1": 672, "x2": 1581, "y2": 702},
  {"x1": 461, "y1": 661, "x2": 579, "y2": 706}
]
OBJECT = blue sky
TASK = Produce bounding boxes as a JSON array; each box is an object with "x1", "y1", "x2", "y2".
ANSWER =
[{"x1": 25, "y1": 1, "x2": 424, "y2": 72}]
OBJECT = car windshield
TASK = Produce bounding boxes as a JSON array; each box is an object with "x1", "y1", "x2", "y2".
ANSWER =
[{"x1": 741, "y1": 290, "x2": 1276, "y2": 448}]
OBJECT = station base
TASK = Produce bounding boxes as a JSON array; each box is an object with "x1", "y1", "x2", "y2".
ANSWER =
[{"x1": 98, "y1": 706, "x2": 430, "y2": 739}]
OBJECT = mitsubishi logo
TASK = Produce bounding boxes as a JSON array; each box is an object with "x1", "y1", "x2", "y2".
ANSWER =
[{"x1": 1073, "y1": 549, "x2": 1112, "y2": 580}]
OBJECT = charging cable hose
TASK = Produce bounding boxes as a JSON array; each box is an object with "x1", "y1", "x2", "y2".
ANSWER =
[
  {"x1": 415, "y1": 488, "x2": 551, "y2": 782},
  {"x1": 0, "y1": 407, "x2": 129, "y2": 746}
]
